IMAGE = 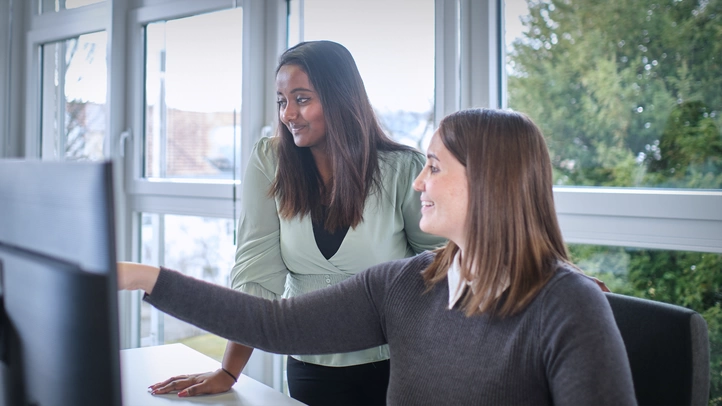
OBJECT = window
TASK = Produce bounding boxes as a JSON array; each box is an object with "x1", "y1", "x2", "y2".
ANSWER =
[
  {"x1": 127, "y1": 5, "x2": 246, "y2": 362},
  {"x1": 289, "y1": 0, "x2": 436, "y2": 150},
  {"x1": 505, "y1": 0, "x2": 721, "y2": 190},
  {"x1": 139, "y1": 213, "x2": 235, "y2": 359},
  {"x1": 144, "y1": 9, "x2": 243, "y2": 180},
  {"x1": 40, "y1": 31, "x2": 107, "y2": 161}
]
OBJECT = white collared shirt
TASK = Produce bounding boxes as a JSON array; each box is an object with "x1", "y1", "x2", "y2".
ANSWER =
[
  {"x1": 447, "y1": 253, "x2": 469, "y2": 309},
  {"x1": 447, "y1": 252, "x2": 510, "y2": 310}
]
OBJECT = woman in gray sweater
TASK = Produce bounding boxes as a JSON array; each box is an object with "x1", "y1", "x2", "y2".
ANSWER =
[{"x1": 119, "y1": 108, "x2": 637, "y2": 405}]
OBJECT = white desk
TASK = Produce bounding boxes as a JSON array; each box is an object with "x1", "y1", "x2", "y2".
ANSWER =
[{"x1": 121, "y1": 344, "x2": 304, "y2": 406}]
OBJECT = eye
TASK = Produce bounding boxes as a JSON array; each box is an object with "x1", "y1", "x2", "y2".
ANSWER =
[
  {"x1": 296, "y1": 96, "x2": 310, "y2": 104},
  {"x1": 427, "y1": 164, "x2": 439, "y2": 174},
  {"x1": 276, "y1": 99, "x2": 287, "y2": 108}
]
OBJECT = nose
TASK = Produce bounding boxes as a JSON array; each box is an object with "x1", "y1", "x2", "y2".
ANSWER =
[
  {"x1": 412, "y1": 170, "x2": 424, "y2": 192},
  {"x1": 281, "y1": 103, "x2": 297, "y2": 122}
]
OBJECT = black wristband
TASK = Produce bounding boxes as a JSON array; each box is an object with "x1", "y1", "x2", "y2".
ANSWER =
[{"x1": 221, "y1": 367, "x2": 238, "y2": 383}]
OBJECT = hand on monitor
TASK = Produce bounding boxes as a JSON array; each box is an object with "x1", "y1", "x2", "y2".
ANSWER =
[
  {"x1": 148, "y1": 369, "x2": 235, "y2": 397},
  {"x1": 117, "y1": 262, "x2": 160, "y2": 294}
]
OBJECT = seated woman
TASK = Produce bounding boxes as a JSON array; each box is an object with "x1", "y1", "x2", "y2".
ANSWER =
[{"x1": 119, "y1": 108, "x2": 636, "y2": 405}]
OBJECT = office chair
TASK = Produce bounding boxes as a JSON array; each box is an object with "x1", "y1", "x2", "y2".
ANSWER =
[{"x1": 605, "y1": 292, "x2": 710, "y2": 406}]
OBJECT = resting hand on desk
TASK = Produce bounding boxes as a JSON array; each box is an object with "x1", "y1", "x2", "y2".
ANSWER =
[
  {"x1": 148, "y1": 370, "x2": 235, "y2": 397},
  {"x1": 117, "y1": 262, "x2": 160, "y2": 294}
]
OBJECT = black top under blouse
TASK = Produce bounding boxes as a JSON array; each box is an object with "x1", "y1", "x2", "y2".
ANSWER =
[{"x1": 312, "y1": 205, "x2": 350, "y2": 260}]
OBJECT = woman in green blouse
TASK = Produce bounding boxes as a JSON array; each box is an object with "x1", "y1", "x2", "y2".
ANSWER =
[{"x1": 149, "y1": 40, "x2": 444, "y2": 405}]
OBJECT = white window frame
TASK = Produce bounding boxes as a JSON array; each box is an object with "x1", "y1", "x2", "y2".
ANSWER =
[
  {"x1": 124, "y1": 0, "x2": 280, "y2": 220},
  {"x1": 24, "y1": 2, "x2": 108, "y2": 159},
  {"x1": 125, "y1": 0, "x2": 244, "y2": 217},
  {"x1": 0, "y1": 1, "x2": 14, "y2": 158}
]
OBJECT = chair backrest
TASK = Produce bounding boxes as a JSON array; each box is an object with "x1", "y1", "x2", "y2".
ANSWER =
[{"x1": 605, "y1": 292, "x2": 710, "y2": 406}]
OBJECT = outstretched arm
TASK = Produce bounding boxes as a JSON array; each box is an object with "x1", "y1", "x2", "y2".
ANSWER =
[{"x1": 119, "y1": 259, "x2": 404, "y2": 356}]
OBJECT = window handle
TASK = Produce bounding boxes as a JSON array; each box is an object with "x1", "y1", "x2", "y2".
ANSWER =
[{"x1": 119, "y1": 128, "x2": 132, "y2": 158}]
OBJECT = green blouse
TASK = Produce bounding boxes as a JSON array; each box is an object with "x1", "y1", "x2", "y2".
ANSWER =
[{"x1": 230, "y1": 136, "x2": 446, "y2": 366}]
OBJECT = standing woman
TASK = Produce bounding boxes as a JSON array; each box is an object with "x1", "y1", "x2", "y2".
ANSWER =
[{"x1": 149, "y1": 41, "x2": 445, "y2": 405}]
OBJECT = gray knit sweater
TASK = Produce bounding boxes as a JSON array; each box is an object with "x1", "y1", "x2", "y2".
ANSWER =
[{"x1": 146, "y1": 251, "x2": 637, "y2": 405}]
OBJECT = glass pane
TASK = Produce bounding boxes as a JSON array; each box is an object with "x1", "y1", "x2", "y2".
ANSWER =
[
  {"x1": 41, "y1": 31, "x2": 107, "y2": 161},
  {"x1": 140, "y1": 213, "x2": 236, "y2": 361},
  {"x1": 144, "y1": 9, "x2": 243, "y2": 180},
  {"x1": 505, "y1": 0, "x2": 722, "y2": 190},
  {"x1": 569, "y1": 244, "x2": 722, "y2": 402},
  {"x1": 39, "y1": 0, "x2": 106, "y2": 13},
  {"x1": 292, "y1": 0, "x2": 435, "y2": 151}
]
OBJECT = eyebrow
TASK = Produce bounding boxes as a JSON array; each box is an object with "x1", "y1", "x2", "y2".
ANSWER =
[
  {"x1": 277, "y1": 87, "x2": 313, "y2": 95},
  {"x1": 426, "y1": 152, "x2": 439, "y2": 161}
]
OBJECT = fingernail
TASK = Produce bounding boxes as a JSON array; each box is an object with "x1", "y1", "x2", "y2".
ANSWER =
[{"x1": 178, "y1": 391, "x2": 188, "y2": 398}]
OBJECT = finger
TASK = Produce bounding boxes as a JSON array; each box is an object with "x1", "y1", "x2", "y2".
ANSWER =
[
  {"x1": 179, "y1": 382, "x2": 216, "y2": 398},
  {"x1": 150, "y1": 375, "x2": 184, "y2": 389},
  {"x1": 149, "y1": 375, "x2": 189, "y2": 390},
  {"x1": 153, "y1": 378, "x2": 193, "y2": 395}
]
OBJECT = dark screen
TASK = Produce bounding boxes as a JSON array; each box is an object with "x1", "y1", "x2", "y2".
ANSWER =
[{"x1": 0, "y1": 159, "x2": 121, "y2": 406}]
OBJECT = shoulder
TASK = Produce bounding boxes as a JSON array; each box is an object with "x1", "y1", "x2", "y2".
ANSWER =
[
  {"x1": 535, "y1": 264, "x2": 612, "y2": 319},
  {"x1": 248, "y1": 136, "x2": 279, "y2": 179},
  {"x1": 253, "y1": 136, "x2": 278, "y2": 161},
  {"x1": 378, "y1": 148, "x2": 425, "y2": 184},
  {"x1": 544, "y1": 265, "x2": 606, "y2": 300},
  {"x1": 379, "y1": 148, "x2": 425, "y2": 169}
]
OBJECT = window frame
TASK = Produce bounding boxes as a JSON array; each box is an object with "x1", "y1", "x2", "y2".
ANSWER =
[
  {"x1": 125, "y1": 0, "x2": 246, "y2": 220},
  {"x1": 24, "y1": 2, "x2": 108, "y2": 159}
]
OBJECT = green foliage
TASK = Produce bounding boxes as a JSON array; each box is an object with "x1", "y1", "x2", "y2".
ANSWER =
[
  {"x1": 508, "y1": 0, "x2": 722, "y2": 403},
  {"x1": 509, "y1": 0, "x2": 722, "y2": 188}
]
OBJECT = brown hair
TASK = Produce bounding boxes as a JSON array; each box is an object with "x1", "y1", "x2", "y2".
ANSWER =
[
  {"x1": 270, "y1": 41, "x2": 410, "y2": 231},
  {"x1": 423, "y1": 108, "x2": 569, "y2": 317}
]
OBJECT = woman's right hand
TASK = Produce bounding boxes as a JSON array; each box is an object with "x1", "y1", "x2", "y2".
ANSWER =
[
  {"x1": 148, "y1": 369, "x2": 236, "y2": 397},
  {"x1": 117, "y1": 262, "x2": 160, "y2": 294}
]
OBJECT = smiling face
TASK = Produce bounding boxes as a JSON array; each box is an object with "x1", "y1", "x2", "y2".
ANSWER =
[
  {"x1": 413, "y1": 130, "x2": 469, "y2": 248},
  {"x1": 276, "y1": 64, "x2": 327, "y2": 152}
]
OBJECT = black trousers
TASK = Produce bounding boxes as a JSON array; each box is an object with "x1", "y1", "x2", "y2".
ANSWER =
[{"x1": 286, "y1": 356, "x2": 390, "y2": 406}]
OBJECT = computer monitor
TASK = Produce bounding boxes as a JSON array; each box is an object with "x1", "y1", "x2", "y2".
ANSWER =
[{"x1": 0, "y1": 159, "x2": 122, "y2": 406}]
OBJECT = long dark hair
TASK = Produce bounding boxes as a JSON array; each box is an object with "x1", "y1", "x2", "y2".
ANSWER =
[
  {"x1": 423, "y1": 109, "x2": 568, "y2": 317},
  {"x1": 271, "y1": 40, "x2": 411, "y2": 231}
]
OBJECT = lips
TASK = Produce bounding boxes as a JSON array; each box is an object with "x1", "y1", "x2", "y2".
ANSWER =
[{"x1": 288, "y1": 124, "x2": 306, "y2": 134}]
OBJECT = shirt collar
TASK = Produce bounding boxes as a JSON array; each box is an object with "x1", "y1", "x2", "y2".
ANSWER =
[
  {"x1": 447, "y1": 252, "x2": 468, "y2": 309},
  {"x1": 447, "y1": 252, "x2": 511, "y2": 310}
]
